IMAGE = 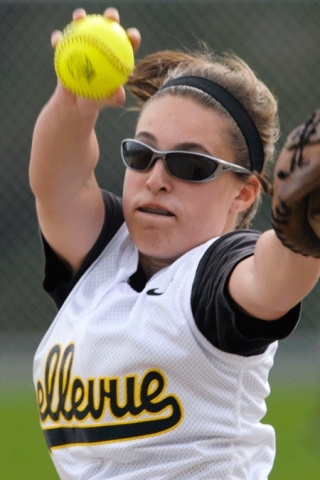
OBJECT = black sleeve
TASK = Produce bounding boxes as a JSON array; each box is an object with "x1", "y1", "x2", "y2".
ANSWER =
[
  {"x1": 42, "y1": 190, "x2": 124, "y2": 309},
  {"x1": 191, "y1": 230, "x2": 300, "y2": 357}
]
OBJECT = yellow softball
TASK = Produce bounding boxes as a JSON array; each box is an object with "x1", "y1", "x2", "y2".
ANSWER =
[{"x1": 54, "y1": 14, "x2": 135, "y2": 99}]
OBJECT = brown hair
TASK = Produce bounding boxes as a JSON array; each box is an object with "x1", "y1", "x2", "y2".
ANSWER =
[{"x1": 126, "y1": 48, "x2": 279, "y2": 228}]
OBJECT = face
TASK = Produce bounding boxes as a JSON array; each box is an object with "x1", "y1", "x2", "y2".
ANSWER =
[{"x1": 122, "y1": 95, "x2": 250, "y2": 273}]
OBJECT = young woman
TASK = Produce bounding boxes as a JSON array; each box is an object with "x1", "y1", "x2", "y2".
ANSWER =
[{"x1": 29, "y1": 7, "x2": 320, "y2": 479}]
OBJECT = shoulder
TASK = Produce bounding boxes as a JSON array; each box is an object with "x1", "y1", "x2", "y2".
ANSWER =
[
  {"x1": 43, "y1": 190, "x2": 124, "y2": 308},
  {"x1": 194, "y1": 230, "x2": 259, "y2": 289},
  {"x1": 191, "y1": 230, "x2": 299, "y2": 356}
]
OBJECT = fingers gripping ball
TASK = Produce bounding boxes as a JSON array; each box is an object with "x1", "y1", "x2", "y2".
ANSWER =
[
  {"x1": 271, "y1": 110, "x2": 320, "y2": 258},
  {"x1": 54, "y1": 15, "x2": 135, "y2": 99}
]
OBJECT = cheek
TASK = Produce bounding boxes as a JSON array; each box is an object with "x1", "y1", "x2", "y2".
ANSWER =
[
  {"x1": 122, "y1": 175, "x2": 134, "y2": 223},
  {"x1": 122, "y1": 171, "x2": 139, "y2": 206},
  {"x1": 122, "y1": 170, "x2": 133, "y2": 193},
  {"x1": 183, "y1": 184, "x2": 221, "y2": 214},
  {"x1": 183, "y1": 183, "x2": 234, "y2": 226}
]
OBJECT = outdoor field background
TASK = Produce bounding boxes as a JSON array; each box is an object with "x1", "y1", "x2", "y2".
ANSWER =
[
  {"x1": 1, "y1": 335, "x2": 320, "y2": 479},
  {"x1": 1, "y1": 0, "x2": 320, "y2": 478}
]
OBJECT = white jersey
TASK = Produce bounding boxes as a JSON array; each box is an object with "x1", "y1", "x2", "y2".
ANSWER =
[{"x1": 34, "y1": 223, "x2": 277, "y2": 479}]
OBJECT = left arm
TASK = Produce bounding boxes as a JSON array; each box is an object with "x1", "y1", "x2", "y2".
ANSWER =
[
  {"x1": 229, "y1": 229, "x2": 320, "y2": 321},
  {"x1": 231, "y1": 110, "x2": 320, "y2": 321}
]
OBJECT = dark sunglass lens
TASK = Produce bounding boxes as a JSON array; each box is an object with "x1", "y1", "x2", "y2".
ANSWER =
[
  {"x1": 166, "y1": 153, "x2": 218, "y2": 181},
  {"x1": 123, "y1": 142, "x2": 152, "y2": 170}
]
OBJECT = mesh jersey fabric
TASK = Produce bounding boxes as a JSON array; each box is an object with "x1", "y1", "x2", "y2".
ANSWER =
[
  {"x1": 34, "y1": 223, "x2": 281, "y2": 479},
  {"x1": 41, "y1": 190, "x2": 300, "y2": 357}
]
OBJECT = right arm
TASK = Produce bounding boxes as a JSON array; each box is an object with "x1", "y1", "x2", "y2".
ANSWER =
[
  {"x1": 29, "y1": 82, "x2": 106, "y2": 274},
  {"x1": 29, "y1": 7, "x2": 141, "y2": 274}
]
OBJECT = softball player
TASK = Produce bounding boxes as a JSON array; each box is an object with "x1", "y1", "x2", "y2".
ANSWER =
[{"x1": 30, "y1": 7, "x2": 320, "y2": 479}]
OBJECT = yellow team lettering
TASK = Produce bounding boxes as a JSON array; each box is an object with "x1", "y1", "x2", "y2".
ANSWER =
[{"x1": 36, "y1": 343, "x2": 183, "y2": 427}]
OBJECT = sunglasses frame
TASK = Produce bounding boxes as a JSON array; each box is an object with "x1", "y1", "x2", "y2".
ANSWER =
[{"x1": 121, "y1": 139, "x2": 252, "y2": 183}]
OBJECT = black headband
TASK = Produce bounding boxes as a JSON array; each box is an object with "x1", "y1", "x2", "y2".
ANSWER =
[{"x1": 160, "y1": 76, "x2": 264, "y2": 173}]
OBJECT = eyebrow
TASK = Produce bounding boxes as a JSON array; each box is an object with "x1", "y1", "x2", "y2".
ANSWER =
[{"x1": 134, "y1": 131, "x2": 211, "y2": 155}]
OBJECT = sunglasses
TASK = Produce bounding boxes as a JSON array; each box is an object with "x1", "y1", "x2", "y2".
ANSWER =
[{"x1": 121, "y1": 139, "x2": 252, "y2": 183}]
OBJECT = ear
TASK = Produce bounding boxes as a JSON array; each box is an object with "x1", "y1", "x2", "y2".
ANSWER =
[{"x1": 231, "y1": 175, "x2": 260, "y2": 212}]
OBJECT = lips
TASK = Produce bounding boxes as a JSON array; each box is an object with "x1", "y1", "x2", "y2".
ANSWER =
[{"x1": 138, "y1": 205, "x2": 174, "y2": 217}]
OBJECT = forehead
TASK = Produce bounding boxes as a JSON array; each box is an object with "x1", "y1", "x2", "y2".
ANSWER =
[
  {"x1": 138, "y1": 93, "x2": 225, "y2": 127},
  {"x1": 136, "y1": 94, "x2": 234, "y2": 158}
]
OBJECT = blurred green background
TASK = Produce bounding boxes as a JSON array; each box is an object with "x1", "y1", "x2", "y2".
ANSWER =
[
  {"x1": 1, "y1": 348, "x2": 320, "y2": 479},
  {"x1": 1, "y1": 0, "x2": 319, "y2": 478}
]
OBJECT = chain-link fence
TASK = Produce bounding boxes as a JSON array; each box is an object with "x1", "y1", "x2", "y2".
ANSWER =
[{"x1": 1, "y1": 0, "x2": 320, "y2": 356}]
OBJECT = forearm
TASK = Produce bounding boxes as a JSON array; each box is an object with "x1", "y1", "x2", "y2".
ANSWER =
[{"x1": 29, "y1": 84, "x2": 100, "y2": 204}]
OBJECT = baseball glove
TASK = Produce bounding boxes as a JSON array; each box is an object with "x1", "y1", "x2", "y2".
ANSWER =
[{"x1": 271, "y1": 109, "x2": 320, "y2": 258}]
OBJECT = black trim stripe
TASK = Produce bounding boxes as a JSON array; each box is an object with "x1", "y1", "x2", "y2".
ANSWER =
[{"x1": 44, "y1": 410, "x2": 182, "y2": 449}]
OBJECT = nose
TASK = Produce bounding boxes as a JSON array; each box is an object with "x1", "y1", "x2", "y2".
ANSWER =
[{"x1": 145, "y1": 158, "x2": 173, "y2": 192}]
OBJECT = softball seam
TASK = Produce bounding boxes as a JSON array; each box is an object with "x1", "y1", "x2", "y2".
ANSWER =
[
  {"x1": 54, "y1": 36, "x2": 133, "y2": 99},
  {"x1": 55, "y1": 33, "x2": 133, "y2": 76}
]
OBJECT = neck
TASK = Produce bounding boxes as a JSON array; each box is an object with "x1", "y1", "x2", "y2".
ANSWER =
[{"x1": 138, "y1": 252, "x2": 174, "y2": 279}]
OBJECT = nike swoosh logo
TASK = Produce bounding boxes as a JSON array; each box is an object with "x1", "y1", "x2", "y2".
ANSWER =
[{"x1": 146, "y1": 288, "x2": 164, "y2": 296}]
